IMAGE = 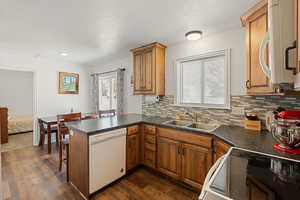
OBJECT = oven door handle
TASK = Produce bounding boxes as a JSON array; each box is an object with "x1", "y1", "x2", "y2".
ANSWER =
[{"x1": 199, "y1": 155, "x2": 226, "y2": 200}]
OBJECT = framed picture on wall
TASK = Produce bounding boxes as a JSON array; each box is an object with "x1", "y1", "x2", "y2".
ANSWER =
[{"x1": 58, "y1": 72, "x2": 79, "y2": 94}]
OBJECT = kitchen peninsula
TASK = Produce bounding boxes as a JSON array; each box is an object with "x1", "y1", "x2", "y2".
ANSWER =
[{"x1": 66, "y1": 114, "x2": 300, "y2": 199}]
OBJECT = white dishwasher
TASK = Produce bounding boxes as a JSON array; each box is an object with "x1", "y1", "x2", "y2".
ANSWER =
[{"x1": 89, "y1": 128, "x2": 126, "y2": 194}]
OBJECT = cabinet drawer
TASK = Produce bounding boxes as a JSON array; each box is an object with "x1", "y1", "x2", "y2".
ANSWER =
[
  {"x1": 157, "y1": 127, "x2": 212, "y2": 149},
  {"x1": 145, "y1": 150, "x2": 156, "y2": 168},
  {"x1": 127, "y1": 125, "x2": 139, "y2": 135},
  {"x1": 145, "y1": 142, "x2": 156, "y2": 151},
  {"x1": 144, "y1": 125, "x2": 156, "y2": 135},
  {"x1": 145, "y1": 134, "x2": 156, "y2": 144},
  {"x1": 145, "y1": 150, "x2": 156, "y2": 162}
]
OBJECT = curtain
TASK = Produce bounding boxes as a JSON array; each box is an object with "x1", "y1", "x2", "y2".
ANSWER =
[
  {"x1": 91, "y1": 68, "x2": 124, "y2": 115},
  {"x1": 116, "y1": 69, "x2": 125, "y2": 115},
  {"x1": 91, "y1": 74, "x2": 100, "y2": 114}
]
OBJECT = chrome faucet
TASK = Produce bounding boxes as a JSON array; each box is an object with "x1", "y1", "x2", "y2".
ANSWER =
[{"x1": 185, "y1": 111, "x2": 198, "y2": 122}]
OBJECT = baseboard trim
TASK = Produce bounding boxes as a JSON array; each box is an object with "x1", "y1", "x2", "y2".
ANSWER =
[{"x1": 8, "y1": 130, "x2": 33, "y2": 136}]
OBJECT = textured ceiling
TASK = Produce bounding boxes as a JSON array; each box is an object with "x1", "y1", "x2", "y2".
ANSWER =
[{"x1": 0, "y1": 0, "x2": 259, "y2": 65}]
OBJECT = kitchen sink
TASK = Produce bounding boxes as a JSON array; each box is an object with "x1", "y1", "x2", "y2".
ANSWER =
[
  {"x1": 164, "y1": 120, "x2": 219, "y2": 132},
  {"x1": 164, "y1": 120, "x2": 193, "y2": 127},
  {"x1": 187, "y1": 123, "x2": 219, "y2": 132}
]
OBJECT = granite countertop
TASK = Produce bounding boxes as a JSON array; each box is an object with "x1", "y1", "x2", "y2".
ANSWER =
[
  {"x1": 66, "y1": 113, "x2": 300, "y2": 162},
  {"x1": 213, "y1": 125, "x2": 300, "y2": 162},
  {"x1": 66, "y1": 114, "x2": 173, "y2": 134}
]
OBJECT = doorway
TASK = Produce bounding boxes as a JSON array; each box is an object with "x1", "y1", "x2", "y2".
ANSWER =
[{"x1": 0, "y1": 69, "x2": 35, "y2": 152}]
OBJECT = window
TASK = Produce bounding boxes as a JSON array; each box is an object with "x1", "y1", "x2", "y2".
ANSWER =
[
  {"x1": 98, "y1": 74, "x2": 117, "y2": 111},
  {"x1": 176, "y1": 49, "x2": 230, "y2": 109}
]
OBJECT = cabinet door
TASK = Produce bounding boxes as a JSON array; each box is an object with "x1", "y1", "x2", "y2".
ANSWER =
[
  {"x1": 133, "y1": 52, "x2": 143, "y2": 92},
  {"x1": 143, "y1": 49, "x2": 155, "y2": 92},
  {"x1": 181, "y1": 143, "x2": 212, "y2": 189},
  {"x1": 297, "y1": 0, "x2": 300, "y2": 69},
  {"x1": 246, "y1": 176, "x2": 275, "y2": 200},
  {"x1": 157, "y1": 137, "x2": 181, "y2": 179},
  {"x1": 294, "y1": 0, "x2": 300, "y2": 87},
  {"x1": 214, "y1": 139, "x2": 231, "y2": 163},
  {"x1": 246, "y1": 4, "x2": 274, "y2": 94},
  {"x1": 126, "y1": 134, "x2": 139, "y2": 171},
  {"x1": 0, "y1": 108, "x2": 8, "y2": 144}
]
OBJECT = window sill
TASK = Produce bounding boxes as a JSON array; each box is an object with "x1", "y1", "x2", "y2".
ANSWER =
[{"x1": 171, "y1": 104, "x2": 231, "y2": 110}]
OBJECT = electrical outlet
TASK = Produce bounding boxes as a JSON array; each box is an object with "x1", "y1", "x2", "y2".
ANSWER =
[{"x1": 231, "y1": 107, "x2": 245, "y2": 115}]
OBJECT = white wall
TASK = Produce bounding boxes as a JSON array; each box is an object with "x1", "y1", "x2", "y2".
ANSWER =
[
  {"x1": 89, "y1": 56, "x2": 142, "y2": 114},
  {"x1": 0, "y1": 52, "x2": 91, "y2": 117},
  {"x1": 166, "y1": 27, "x2": 246, "y2": 96},
  {"x1": 88, "y1": 27, "x2": 246, "y2": 113},
  {"x1": 0, "y1": 69, "x2": 33, "y2": 117}
]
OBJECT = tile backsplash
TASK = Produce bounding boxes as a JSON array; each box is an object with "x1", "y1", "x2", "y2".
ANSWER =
[{"x1": 142, "y1": 95, "x2": 300, "y2": 128}]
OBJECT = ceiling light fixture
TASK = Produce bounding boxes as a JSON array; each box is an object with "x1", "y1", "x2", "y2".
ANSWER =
[
  {"x1": 185, "y1": 30, "x2": 203, "y2": 41},
  {"x1": 60, "y1": 52, "x2": 68, "y2": 56}
]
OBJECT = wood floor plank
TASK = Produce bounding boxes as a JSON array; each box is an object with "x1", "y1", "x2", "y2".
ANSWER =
[{"x1": 2, "y1": 145, "x2": 199, "y2": 200}]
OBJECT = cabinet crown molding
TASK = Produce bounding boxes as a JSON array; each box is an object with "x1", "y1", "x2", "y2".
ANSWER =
[
  {"x1": 241, "y1": 0, "x2": 268, "y2": 27},
  {"x1": 130, "y1": 42, "x2": 166, "y2": 52}
]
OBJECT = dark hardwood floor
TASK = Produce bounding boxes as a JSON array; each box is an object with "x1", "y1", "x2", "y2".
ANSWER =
[{"x1": 2, "y1": 145, "x2": 199, "y2": 200}]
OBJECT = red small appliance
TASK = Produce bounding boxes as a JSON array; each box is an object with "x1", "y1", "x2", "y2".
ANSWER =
[{"x1": 272, "y1": 110, "x2": 300, "y2": 154}]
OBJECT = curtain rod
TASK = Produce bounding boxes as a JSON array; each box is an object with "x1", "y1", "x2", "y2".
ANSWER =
[{"x1": 91, "y1": 68, "x2": 125, "y2": 76}]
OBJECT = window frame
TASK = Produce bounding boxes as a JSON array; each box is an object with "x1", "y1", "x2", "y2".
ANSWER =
[
  {"x1": 175, "y1": 49, "x2": 231, "y2": 109},
  {"x1": 98, "y1": 73, "x2": 117, "y2": 111}
]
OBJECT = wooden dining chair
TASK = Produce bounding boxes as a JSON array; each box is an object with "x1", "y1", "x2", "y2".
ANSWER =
[
  {"x1": 38, "y1": 119, "x2": 58, "y2": 148},
  {"x1": 57, "y1": 112, "x2": 82, "y2": 181},
  {"x1": 82, "y1": 113, "x2": 98, "y2": 120},
  {"x1": 98, "y1": 110, "x2": 116, "y2": 118}
]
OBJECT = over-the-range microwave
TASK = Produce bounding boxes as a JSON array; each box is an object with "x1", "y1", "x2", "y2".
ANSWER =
[{"x1": 259, "y1": 0, "x2": 297, "y2": 90}]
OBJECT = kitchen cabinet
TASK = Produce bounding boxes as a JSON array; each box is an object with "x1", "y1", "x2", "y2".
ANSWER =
[
  {"x1": 131, "y1": 42, "x2": 166, "y2": 95},
  {"x1": 214, "y1": 139, "x2": 231, "y2": 163},
  {"x1": 157, "y1": 137, "x2": 181, "y2": 179},
  {"x1": 126, "y1": 125, "x2": 140, "y2": 171},
  {"x1": 181, "y1": 143, "x2": 212, "y2": 189},
  {"x1": 142, "y1": 124, "x2": 157, "y2": 169},
  {"x1": 295, "y1": 0, "x2": 300, "y2": 87},
  {"x1": 241, "y1": 0, "x2": 275, "y2": 94},
  {"x1": 246, "y1": 175, "x2": 275, "y2": 200},
  {"x1": 157, "y1": 127, "x2": 213, "y2": 190},
  {"x1": 0, "y1": 107, "x2": 8, "y2": 144}
]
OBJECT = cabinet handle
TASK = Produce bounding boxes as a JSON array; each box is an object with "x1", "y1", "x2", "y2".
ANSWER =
[
  {"x1": 246, "y1": 80, "x2": 251, "y2": 89},
  {"x1": 285, "y1": 40, "x2": 297, "y2": 74},
  {"x1": 178, "y1": 147, "x2": 181, "y2": 155}
]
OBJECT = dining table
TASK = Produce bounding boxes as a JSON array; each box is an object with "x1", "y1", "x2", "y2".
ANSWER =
[{"x1": 38, "y1": 113, "x2": 97, "y2": 154}]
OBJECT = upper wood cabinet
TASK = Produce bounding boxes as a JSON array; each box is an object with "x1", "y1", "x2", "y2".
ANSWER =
[
  {"x1": 296, "y1": 0, "x2": 300, "y2": 69},
  {"x1": 241, "y1": 0, "x2": 275, "y2": 94},
  {"x1": 131, "y1": 42, "x2": 166, "y2": 95},
  {"x1": 294, "y1": 0, "x2": 300, "y2": 87}
]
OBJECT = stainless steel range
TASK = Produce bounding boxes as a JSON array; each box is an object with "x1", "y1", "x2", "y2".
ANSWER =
[{"x1": 199, "y1": 148, "x2": 300, "y2": 200}]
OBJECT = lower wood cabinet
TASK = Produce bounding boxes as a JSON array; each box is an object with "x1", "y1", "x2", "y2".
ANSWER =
[
  {"x1": 181, "y1": 143, "x2": 212, "y2": 189},
  {"x1": 157, "y1": 127, "x2": 213, "y2": 190},
  {"x1": 246, "y1": 175, "x2": 275, "y2": 200},
  {"x1": 214, "y1": 139, "x2": 232, "y2": 163},
  {"x1": 157, "y1": 137, "x2": 182, "y2": 179},
  {"x1": 142, "y1": 124, "x2": 157, "y2": 169},
  {"x1": 126, "y1": 126, "x2": 140, "y2": 171},
  {"x1": 125, "y1": 125, "x2": 230, "y2": 190}
]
